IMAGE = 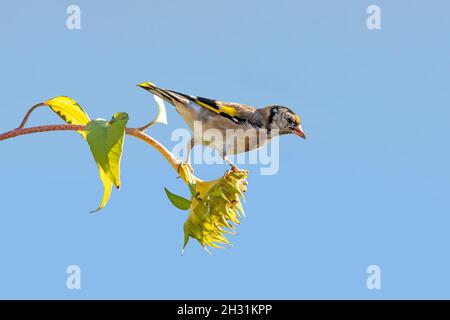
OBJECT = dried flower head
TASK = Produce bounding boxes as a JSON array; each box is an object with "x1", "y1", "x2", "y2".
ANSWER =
[{"x1": 182, "y1": 169, "x2": 248, "y2": 253}]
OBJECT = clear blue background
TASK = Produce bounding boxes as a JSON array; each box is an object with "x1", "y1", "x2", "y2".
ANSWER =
[{"x1": 0, "y1": 0, "x2": 449, "y2": 299}]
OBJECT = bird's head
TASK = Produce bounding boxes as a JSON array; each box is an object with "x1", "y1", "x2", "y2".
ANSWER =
[{"x1": 268, "y1": 105, "x2": 306, "y2": 138}]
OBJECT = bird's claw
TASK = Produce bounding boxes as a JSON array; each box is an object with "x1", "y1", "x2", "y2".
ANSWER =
[{"x1": 230, "y1": 164, "x2": 240, "y2": 172}]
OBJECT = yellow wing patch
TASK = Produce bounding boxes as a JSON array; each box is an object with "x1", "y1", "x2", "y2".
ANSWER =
[
  {"x1": 219, "y1": 104, "x2": 239, "y2": 117},
  {"x1": 195, "y1": 99, "x2": 238, "y2": 118}
]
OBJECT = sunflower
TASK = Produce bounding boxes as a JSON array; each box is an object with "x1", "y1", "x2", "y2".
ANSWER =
[{"x1": 175, "y1": 165, "x2": 248, "y2": 253}]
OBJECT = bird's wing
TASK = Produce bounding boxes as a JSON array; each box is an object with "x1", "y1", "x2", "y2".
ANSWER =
[{"x1": 170, "y1": 91, "x2": 256, "y2": 123}]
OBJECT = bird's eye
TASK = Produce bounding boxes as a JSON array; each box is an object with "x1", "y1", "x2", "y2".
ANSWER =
[{"x1": 287, "y1": 118, "x2": 293, "y2": 124}]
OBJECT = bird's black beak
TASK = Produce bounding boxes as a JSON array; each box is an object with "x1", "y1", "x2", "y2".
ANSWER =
[{"x1": 293, "y1": 125, "x2": 306, "y2": 139}]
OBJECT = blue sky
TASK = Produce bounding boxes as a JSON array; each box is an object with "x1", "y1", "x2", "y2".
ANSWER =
[{"x1": 0, "y1": 0, "x2": 450, "y2": 299}]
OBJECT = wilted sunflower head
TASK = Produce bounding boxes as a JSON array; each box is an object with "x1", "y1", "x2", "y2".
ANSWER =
[{"x1": 182, "y1": 169, "x2": 248, "y2": 253}]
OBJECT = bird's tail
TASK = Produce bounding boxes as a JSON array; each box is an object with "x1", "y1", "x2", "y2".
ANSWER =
[{"x1": 137, "y1": 82, "x2": 186, "y2": 106}]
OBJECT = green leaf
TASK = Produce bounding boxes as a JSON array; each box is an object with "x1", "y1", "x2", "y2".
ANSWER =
[
  {"x1": 164, "y1": 188, "x2": 191, "y2": 210},
  {"x1": 97, "y1": 168, "x2": 113, "y2": 212},
  {"x1": 188, "y1": 183, "x2": 197, "y2": 198},
  {"x1": 85, "y1": 112, "x2": 129, "y2": 212},
  {"x1": 44, "y1": 96, "x2": 90, "y2": 137}
]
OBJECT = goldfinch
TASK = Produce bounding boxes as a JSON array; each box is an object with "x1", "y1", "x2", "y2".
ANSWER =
[{"x1": 138, "y1": 82, "x2": 305, "y2": 169}]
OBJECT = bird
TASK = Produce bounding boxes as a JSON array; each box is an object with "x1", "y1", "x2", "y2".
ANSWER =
[{"x1": 137, "y1": 82, "x2": 306, "y2": 170}]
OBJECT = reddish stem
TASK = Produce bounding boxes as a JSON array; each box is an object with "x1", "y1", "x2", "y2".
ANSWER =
[
  {"x1": 0, "y1": 124, "x2": 181, "y2": 173},
  {"x1": 0, "y1": 124, "x2": 84, "y2": 141}
]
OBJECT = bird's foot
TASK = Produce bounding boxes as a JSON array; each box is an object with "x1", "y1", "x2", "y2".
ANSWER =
[{"x1": 229, "y1": 164, "x2": 240, "y2": 172}]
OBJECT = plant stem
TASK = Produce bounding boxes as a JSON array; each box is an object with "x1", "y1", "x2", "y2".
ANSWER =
[
  {"x1": 17, "y1": 103, "x2": 46, "y2": 129},
  {"x1": 125, "y1": 128, "x2": 181, "y2": 172},
  {"x1": 0, "y1": 124, "x2": 182, "y2": 175},
  {"x1": 0, "y1": 124, "x2": 85, "y2": 140}
]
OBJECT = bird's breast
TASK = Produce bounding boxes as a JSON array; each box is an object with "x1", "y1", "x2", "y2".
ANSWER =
[{"x1": 201, "y1": 127, "x2": 270, "y2": 154}]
